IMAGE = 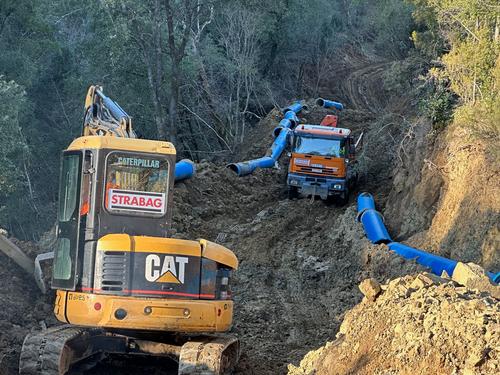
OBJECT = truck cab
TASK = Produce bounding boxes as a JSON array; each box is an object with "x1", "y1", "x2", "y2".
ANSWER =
[{"x1": 287, "y1": 123, "x2": 357, "y2": 202}]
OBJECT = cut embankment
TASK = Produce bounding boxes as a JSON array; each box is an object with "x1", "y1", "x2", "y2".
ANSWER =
[{"x1": 288, "y1": 272, "x2": 499, "y2": 375}]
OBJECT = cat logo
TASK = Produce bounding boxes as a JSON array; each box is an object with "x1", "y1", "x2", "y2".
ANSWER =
[{"x1": 145, "y1": 254, "x2": 189, "y2": 284}]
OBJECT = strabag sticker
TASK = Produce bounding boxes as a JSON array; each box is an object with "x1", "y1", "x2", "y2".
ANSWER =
[{"x1": 108, "y1": 189, "x2": 165, "y2": 214}]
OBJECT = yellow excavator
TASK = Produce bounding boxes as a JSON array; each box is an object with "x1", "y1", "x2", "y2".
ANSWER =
[{"x1": 19, "y1": 86, "x2": 240, "y2": 374}]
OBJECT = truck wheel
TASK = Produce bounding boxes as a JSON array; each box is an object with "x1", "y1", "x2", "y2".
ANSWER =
[
  {"x1": 288, "y1": 186, "x2": 299, "y2": 200},
  {"x1": 340, "y1": 189, "x2": 349, "y2": 205}
]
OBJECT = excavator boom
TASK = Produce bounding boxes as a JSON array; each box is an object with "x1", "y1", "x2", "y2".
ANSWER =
[{"x1": 83, "y1": 85, "x2": 136, "y2": 138}]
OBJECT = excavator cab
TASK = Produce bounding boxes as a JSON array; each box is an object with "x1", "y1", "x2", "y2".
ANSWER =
[{"x1": 52, "y1": 138, "x2": 176, "y2": 292}]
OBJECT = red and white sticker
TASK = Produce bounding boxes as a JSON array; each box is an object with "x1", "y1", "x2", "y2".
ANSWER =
[
  {"x1": 294, "y1": 158, "x2": 310, "y2": 166},
  {"x1": 108, "y1": 189, "x2": 165, "y2": 214}
]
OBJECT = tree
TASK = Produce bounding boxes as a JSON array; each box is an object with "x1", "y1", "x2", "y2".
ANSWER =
[{"x1": 0, "y1": 78, "x2": 30, "y2": 233}]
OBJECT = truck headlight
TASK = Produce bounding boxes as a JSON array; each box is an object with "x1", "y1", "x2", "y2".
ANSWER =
[
  {"x1": 334, "y1": 184, "x2": 342, "y2": 190},
  {"x1": 290, "y1": 179, "x2": 299, "y2": 186}
]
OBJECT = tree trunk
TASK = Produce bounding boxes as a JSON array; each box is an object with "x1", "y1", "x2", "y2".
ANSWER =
[{"x1": 168, "y1": 62, "x2": 179, "y2": 144}]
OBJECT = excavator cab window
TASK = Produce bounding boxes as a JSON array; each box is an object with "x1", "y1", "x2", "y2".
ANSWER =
[
  {"x1": 53, "y1": 151, "x2": 82, "y2": 289},
  {"x1": 104, "y1": 152, "x2": 170, "y2": 217}
]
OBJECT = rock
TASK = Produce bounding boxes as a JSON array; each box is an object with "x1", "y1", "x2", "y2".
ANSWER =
[
  {"x1": 410, "y1": 273, "x2": 443, "y2": 290},
  {"x1": 466, "y1": 350, "x2": 486, "y2": 367},
  {"x1": 452, "y1": 262, "x2": 500, "y2": 299},
  {"x1": 359, "y1": 278, "x2": 382, "y2": 301}
]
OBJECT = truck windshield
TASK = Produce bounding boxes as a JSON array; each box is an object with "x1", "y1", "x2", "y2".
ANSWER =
[
  {"x1": 105, "y1": 153, "x2": 169, "y2": 216},
  {"x1": 293, "y1": 136, "x2": 345, "y2": 157}
]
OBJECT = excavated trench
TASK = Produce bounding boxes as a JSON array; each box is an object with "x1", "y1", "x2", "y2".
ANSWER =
[{"x1": 0, "y1": 56, "x2": 421, "y2": 374}]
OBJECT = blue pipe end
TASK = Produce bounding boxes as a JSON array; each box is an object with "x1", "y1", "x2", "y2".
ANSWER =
[
  {"x1": 273, "y1": 126, "x2": 283, "y2": 138},
  {"x1": 316, "y1": 98, "x2": 344, "y2": 111},
  {"x1": 227, "y1": 162, "x2": 246, "y2": 176},
  {"x1": 357, "y1": 192, "x2": 376, "y2": 221},
  {"x1": 227, "y1": 156, "x2": 275, "y2": 177},
  {"x1": 283, "y1": 111, "x2": 299, "y2": 126},
  {"x1": 174, "y1": 159, "x2": 196, "y2": 182},
  {"x1": 487, "y1": 272, "x2": 500, "y2": 284}
]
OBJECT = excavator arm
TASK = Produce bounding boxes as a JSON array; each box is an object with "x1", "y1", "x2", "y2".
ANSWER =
[{"x1": 83, "y1": 85, "x2": 136, "y2": 138}]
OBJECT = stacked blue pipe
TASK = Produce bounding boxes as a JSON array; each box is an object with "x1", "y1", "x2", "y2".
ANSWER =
[
  {"x1": 228, "y1": 101, "x2": 303, "y2": 176},
  {"x1": 316, "y1": 98, "x2": 344, "y2": 111},
  {"x1": 174, "y1": 159, "x2": 196, "y2": 181},
  {"x1": 284, "y1": 111, "x2": 299, "y2": 125},
  {"x1": 283, "y1": 101, "x2": 303, "y2": 114},
  {"x1": 357, "y1": 192, "x2": 499, "y2": 284}
]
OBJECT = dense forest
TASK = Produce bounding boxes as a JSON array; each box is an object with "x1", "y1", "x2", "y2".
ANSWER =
[{"x1": 0, "y1": 0, "x2": 498, "y2": 240}]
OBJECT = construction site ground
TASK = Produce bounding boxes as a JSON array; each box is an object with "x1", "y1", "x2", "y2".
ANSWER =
[{"x1": 0, "y1": 52, "x2": 498, "y2": 374}]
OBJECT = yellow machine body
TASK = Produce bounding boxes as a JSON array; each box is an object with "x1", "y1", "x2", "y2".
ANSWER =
[{"x1": 20, "y1": 86, "x2": 241, "y2": 375}]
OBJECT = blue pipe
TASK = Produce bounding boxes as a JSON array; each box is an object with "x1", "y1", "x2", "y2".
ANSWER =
[
  {"x1": 488, "y1": 271, "x2": 500, "y2": 283},
  {"x1": 226, "y1": 156, "x2": 275, "y2": 176},
  {"x1": 228, "y1": 100, "x2": 303, "y2": 176},
  {"x1": 316, "y1": 98, "x2": 344, "y2": 111},
  {"x1": 284, "y1": 111, "x2": 299, "y2": 126},
  {"x1": 357, "y1": 192, "x2": 499, "y2": 284},
  {"x1": 228, "y1": 128, "x2": 291, "y2": 176},
  {"x1": 273, "y1": 119, "x2": 293, "y2": 138},
  {"x1": 270, "y1": 128, "x2": 290, "y2": 159},
  {"x1": 387, "y1": 242, "x2": 457, "y2": 277},
  {"x1": 174, "y1": 159, "x2": 196, "y2": 181},
  {"x1": 360, "y1": 209, "x2": 392, "y2": 244},
  {"x1": 283, "y1": 101, "x2": 303, "y2": 114},
  {"x1": 357, "y1": 192, "x2": 376, "y2": 220}
]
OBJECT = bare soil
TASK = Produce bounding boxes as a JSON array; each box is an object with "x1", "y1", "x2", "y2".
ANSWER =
[{"x1": 288, "y1": 273, "x2": 499, "y2": 375}]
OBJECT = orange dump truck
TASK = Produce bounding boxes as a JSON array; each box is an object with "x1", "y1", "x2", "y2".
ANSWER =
[{"x1": 287, "y1": 115, "x2": 360, "y2": 202}]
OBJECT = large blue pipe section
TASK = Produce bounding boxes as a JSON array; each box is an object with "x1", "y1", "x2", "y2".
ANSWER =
[
  {"x1": 228, "y1": 101, "x2": 304, "y2": 176},
  {"x1": 316, "y1": 98, "x2": 344, "y2": 111},
  {"x1": 283, "y1": 101, "x2": 303, "y2": 114},
  {"x1": 227, "y1": 128, "x2": 291, "y2": 176},
  {"x1": 174, "y1": 159, "x2": 196, "y2": 182},
  {"x1": 357, "y1": 192, "x2": 500, "y2": 284}
]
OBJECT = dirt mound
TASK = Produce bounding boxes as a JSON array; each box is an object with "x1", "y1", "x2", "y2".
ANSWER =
[
  {"x1": 0, "y1": 240, "x2": 54, "y2": 374},
  {"x1": 288, "y1": 273, "x2": 499, "y2": 375}
]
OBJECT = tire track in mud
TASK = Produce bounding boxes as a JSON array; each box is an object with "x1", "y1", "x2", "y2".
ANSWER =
[{"x1": 340, "y1": 62, "x2": 391, "y2": 113}]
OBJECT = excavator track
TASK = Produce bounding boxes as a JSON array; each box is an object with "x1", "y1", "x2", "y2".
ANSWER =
[
  {"x1": 178, "y1": 336, "x2": 240, "y2": 375},
  {"x1": 19, "y1": 325, "x2": 104, "y2": 375},
  {"x1": 19, "y1": 325, "x2": 240, "y2": 375}
]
